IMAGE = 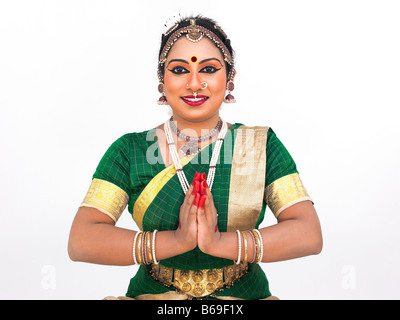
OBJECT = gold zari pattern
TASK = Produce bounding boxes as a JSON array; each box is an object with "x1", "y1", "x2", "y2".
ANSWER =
[
  {"x1": 80, "y1": 178, "x2": 129, "y2": 222},
  {"x1": 264, "y1": 173, "x2": 312, "y2": 218},
  {"x1": 150, "y1": 263, "x2": 248, "y2": 298},
  {"x1": 227, "y1": 126, "x2": 269, "y2": 231}
]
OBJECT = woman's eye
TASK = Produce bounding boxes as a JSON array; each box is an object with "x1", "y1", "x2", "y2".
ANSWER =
[
  {"x1": 168, "y1": 66, "x2": 189, "y2": 74},
  {"x1": 200, "y1": 65, "x2": 221, "y2": 73}
]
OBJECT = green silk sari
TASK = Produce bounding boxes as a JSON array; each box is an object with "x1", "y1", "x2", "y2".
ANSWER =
[{"x1": 80, "y1": 123, "x2": 312, "y2": 299}]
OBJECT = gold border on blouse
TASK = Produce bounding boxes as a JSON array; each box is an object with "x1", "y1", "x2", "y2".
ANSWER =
[
  {"x1": 80, "y1": 178, "x2": 129, "y2": 223},
  {"x1": 264, "y1": 172, "x2": 312, "y2": 218},
  {"x1": 132, "y1": 155, "x2": 196, "y2": 230},
  {"x1": 226, "y1": 126, "x2": 269, "y2": 232}
]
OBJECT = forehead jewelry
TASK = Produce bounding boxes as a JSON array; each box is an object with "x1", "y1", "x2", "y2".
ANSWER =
[{"x1": 159, "y1": 19, "x2": 233, "y2": 69}]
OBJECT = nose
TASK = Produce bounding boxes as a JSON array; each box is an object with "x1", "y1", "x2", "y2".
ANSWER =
[{"x1": 186, "y1": 73, "x2": 203, "y2": 92}]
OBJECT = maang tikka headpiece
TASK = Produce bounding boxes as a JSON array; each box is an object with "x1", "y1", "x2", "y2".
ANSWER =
[{"x1": 157, "y1": 18, "x2": 236, "y2": 104}]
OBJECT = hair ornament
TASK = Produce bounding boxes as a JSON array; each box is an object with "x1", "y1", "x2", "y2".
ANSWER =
[
  {"x1": 159, "y1": 19, "x2": 234, "y2": 67},
  {"x1": 164, "y1": 23, "x2": 179, "y2": 36}
]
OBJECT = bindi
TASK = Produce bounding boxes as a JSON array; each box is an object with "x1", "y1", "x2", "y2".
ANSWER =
[{"x1": 190, "y1": 55, "x2": 198, "y2": 63}]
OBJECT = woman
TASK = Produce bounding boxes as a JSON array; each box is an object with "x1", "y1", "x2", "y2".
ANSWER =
[{"x1": 68, "y1": 15, "x2": 322, "y2": 300}]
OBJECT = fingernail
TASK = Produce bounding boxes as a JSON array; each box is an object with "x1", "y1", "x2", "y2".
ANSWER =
[
  {"x1": 193, "y1": 193, "x2": 200, "y2": 207},
  {"x1": 200, "y1": 172, "x2": 206, "y2": 181},
  {"x1": 194, "y1": 172, "x2": 201, "y2": 181},
  {"x1": 198, "y1": 195, "x2": 207, "y2": 209},
  {"x1": 200, "y1": 180, "x2": 206, "y2": 195}
]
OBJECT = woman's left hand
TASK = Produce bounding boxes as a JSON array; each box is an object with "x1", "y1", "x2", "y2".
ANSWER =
[{"x1": 196, "y1": 175, "x2": 221, "y2": 255}]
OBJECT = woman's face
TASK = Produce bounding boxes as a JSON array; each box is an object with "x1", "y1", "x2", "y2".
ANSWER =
[{"x1": 163, "y1": 37, "x2": 227, "y2": 123}]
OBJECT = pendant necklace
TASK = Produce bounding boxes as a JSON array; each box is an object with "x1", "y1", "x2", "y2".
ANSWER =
[
  {"x1": 168, "y1": 116, "x2": 223, "y2": 156},
  {"x1": 164, "y1": 117, "x2": 228, "y2": 193}
]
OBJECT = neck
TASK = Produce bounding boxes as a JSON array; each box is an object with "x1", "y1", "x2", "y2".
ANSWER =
[{"x1": 171, "y1": 113, "x2": 221, "y2": 137}]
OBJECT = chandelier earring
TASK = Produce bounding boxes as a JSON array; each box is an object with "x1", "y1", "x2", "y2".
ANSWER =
[
  {"x1": 157, "y1": 82, "x2": 168, "y2": 105},
  {"x1": 224, "y1": 80, "x2": 236, "y2": 103}
]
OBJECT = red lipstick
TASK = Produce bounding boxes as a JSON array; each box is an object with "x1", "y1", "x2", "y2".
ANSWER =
[{"x1": 181, "y1": 95, "x2": 209, "y2": 107}]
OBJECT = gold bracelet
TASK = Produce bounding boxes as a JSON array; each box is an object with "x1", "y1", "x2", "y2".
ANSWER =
[
  {"x1": 241, "y1": 231, "x2": 247, "y2": 264},
  {"x1": 253, "y1": 229, "x2": 264, "y2": 262},
  {"x1": 247, "y1": 230, "x2": 257, "y2": 263},
  {"x1": 142, "y1": 231, "x2": 149, "y2": 264},
  {"x1": 136, "y1": 231, "x2": 143, "y2": 265},
  {"x1": 147, "y1": 231, "x2": 153, "y2": 264}
]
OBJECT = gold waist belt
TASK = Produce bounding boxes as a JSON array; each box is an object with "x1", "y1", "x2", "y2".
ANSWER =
[{"x1": 150, "y1": 263, "x2": 248, "y2": 298}]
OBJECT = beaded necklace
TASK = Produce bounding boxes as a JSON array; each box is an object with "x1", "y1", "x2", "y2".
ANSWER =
[{"x1": 164, "y1": 118, "x2": 228, "y2": 194}]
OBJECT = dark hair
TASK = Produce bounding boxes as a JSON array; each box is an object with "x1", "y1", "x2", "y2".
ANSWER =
[{"x1": 158, "y1": 15, "x2": 235, "y2": 80}]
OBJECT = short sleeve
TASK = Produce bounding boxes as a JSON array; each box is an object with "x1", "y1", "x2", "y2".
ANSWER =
[
  {"x1": 80, "y1": 135, "x2": 131, "y2": 222},
  {"x1": 264, "y1": 129, "x2": 312, "y2": 218}
]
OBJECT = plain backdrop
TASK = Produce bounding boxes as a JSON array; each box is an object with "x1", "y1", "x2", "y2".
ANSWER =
[{"x1": 1, "y1": 0, "x2": 399, "y2": 300}]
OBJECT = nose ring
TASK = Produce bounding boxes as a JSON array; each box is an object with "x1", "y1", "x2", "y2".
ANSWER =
[{"x1": 185, "y1": 81, "x2": 208, "y2": 90}]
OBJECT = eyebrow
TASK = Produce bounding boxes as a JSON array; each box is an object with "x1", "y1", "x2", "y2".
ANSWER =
[{"x1": 166, "y1": 57, "x2": 224, "y2": 68}]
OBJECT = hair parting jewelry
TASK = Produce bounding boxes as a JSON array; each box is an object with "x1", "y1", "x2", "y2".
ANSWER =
[
  {"x1": 159, "y1": 20, "x2": 233, "y2": 68},
  {"x1": 132, "y1": 230, "x2": 159, "y2": 265},
  {"x1": 158, "y1": 18, "x2": 234, "y2": 85}
]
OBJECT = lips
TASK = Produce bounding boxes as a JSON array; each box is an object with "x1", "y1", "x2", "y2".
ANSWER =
[{"x1": 181, "y1": 95, "x2": 209, "y2": 107}]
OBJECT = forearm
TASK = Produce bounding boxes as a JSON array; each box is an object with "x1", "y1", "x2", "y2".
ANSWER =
[
  {"x1": 209, "y1": 215, "x2": 322, "y2": 263},
  {"x1": 68, "y1": 210, "x2": 189, "y2": 266}
]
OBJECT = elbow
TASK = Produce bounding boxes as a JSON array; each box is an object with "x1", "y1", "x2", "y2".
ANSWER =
[
  {"x1": 68, "y1": 234, "x2": 82, "y2": 262},
  {"x1": 310, "y1": 233, "x2": 323, "y2": 255}
]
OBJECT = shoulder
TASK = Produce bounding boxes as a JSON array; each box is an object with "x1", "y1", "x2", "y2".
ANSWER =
[{"x1": 108, "y1": 128, "x2": 156, "y2": 151}]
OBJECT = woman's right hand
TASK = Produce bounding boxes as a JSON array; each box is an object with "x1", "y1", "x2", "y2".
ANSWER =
[{"x1": 174, "y1": 173, "x2": 200, "y2": 252}]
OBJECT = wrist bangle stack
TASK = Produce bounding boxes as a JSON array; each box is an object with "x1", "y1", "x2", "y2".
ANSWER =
[
  {"x1": 133, "y1": 230, "x2": 159, "y2": 265},
  {"x1": 234, "y1": 229, "x2": 264, "y2": 264}
]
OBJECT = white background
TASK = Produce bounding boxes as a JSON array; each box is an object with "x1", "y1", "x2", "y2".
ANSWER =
[{"x1": 1, "y1": 0, "x2": 399, "y2": 300}]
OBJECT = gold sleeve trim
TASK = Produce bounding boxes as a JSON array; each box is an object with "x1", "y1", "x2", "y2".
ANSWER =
[
  {"x1": 264, "y1": 173, "x2": 312, "y2": 218},
  {"x1": 80, "y1": 178, "x2": 129, "y2": 223}
]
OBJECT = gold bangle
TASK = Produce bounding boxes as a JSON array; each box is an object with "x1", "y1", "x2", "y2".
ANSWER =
[
  {"x1": 241, "y1": 231, "x2": 247, "y2": 264},
  {"x1": 247, "y1": 230, "x2": 257, "y2": 263},
  {"x1": 147, "y1": 231, "x2": 153, "y2": 264},
  {"x1": 144, "y1": 231, "x2": 149, "y2": 264},
  {"x1": 136, "y1": 232, "x2": 143, "y2": 265},
  {"x1": 253, "y1": 229, "x2": 264, "y2": 262},
  {"x1": 253, "y1": 230, "x2": 261, "y2": 263}
]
